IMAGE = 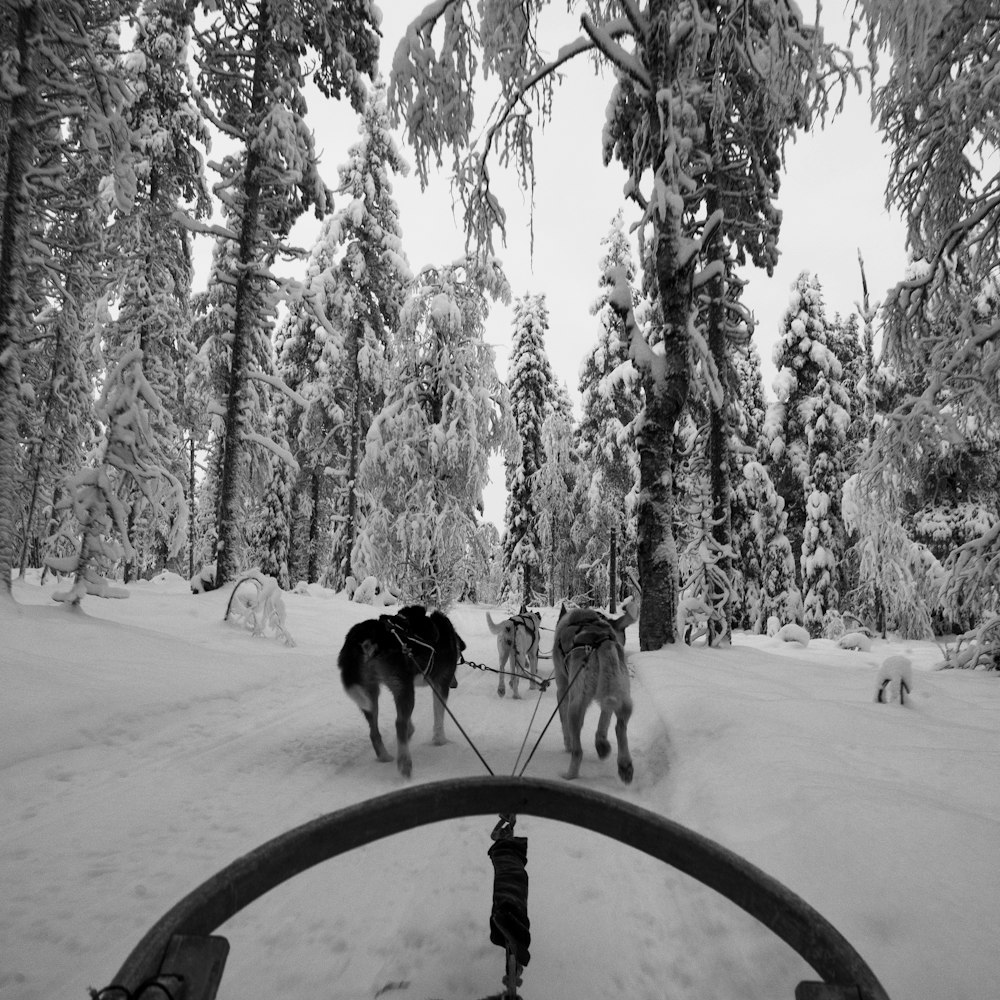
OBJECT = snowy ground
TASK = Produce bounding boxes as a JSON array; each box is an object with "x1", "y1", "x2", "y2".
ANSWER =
[{"x1": 2, "y1": 573, "x2": 998, "y2": 1000}]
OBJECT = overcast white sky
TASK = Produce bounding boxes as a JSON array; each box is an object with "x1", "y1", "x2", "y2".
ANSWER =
[{"x1": 279, "y1": 3, "x2": 908, "y2": 528}]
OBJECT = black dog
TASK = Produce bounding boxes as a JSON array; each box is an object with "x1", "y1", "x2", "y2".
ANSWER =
[{"x1": 338, "y1": 605, "x2": 465, "y2": 778}]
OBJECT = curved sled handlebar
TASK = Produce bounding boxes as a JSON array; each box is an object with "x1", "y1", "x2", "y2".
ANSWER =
[{"x1": 110, "y1": 776, "x2": 889, "y2": 1000}]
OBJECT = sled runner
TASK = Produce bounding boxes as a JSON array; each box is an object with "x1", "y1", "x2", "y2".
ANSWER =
[{"x1": 95, "y1": 776, "x2": 890, "y2": 1000}]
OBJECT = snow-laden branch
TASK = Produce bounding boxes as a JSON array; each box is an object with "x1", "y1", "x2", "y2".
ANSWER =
[
  {"x1": 242, "y1": 431, "x2": 300, "y2": 472},
  {"x1": 245, "y1": 370, "x2": 310, "y2": 410},
  {"x1": 580, "y1": 13, "x2": 649, "y2": 90},
  {"x1": 171, "y1": 209, "x2": 238, "y2": 242}
]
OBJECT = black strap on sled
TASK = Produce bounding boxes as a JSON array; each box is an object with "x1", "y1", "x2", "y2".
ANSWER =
[{"x1": 488, "y1": 816, "x2": 530, "y2": 1000}]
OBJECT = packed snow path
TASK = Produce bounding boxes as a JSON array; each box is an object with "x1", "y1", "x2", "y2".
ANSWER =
[{"x1": 2, "y1": 575, "x2": 998, "y2": 1000}]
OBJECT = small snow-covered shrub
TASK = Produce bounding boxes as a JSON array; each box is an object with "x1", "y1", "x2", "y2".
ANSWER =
[
  {"x1": 838, "y1": 631, "x2": 872, "y2": 652},
  {"x1": 766, "y1": 615, "x2": 781, "y2": 637},
  {"x1": 352, "y1": 575, "x2": 380, "y2": 604},
  {"x1": 775, "y1": 623, "x2": 810, "y2": 647},
  {"x1": 822, "y1": 610, "x2": 845, "y2": 640},
  {"x1": 190, "y1": 563, "x2": 217, "y2": 594}
]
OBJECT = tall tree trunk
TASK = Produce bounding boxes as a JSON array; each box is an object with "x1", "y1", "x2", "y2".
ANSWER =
[
  {"x1": 188, "y1": 436, "x2": 196, "y2": 582},
  {"x1": 706, "y1": 175, "x2": 732, "y2": 647},
  {"x1": 609, "y1": 523, "x2": 618, "y2": 614},
  {"x1": 0, "y1": 2, "x2": 38, "y2": 600},
  {"x1": 630, "y1": 1, "x2": 693, "y2": 650},
  {"x1": 307, "y1": 470, "x2": 321, "y2": 583},
  {"x1": 333, "y1": 319, "x2": 363, "y2": 589},
  {"x1": 215, "y1": 0, "x2": 270, "y2": 586}
]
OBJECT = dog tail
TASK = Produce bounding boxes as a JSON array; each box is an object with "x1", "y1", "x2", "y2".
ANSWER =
[
  {"x1": 486, "y1": 612, "x2": 508, "y2": 636},
  {"x1": 596, "y1": 645, "x2": 628, "y2": 712},
  {"x1": 345, "y1": 684, "x2": 373, "y2": 713},
  {"x1": 338, "y1": 622, "x2": 377, "y2": 713}
]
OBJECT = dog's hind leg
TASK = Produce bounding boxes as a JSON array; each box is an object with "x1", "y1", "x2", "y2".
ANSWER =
[
  {"x1": 614, "y1": 700, "x2": 634, "y2": 784},
  {"x1": 497, "y1": 636, "x2": 511, "y2": 698},
  {"x1": 595, "y1": 706, "x2": 613, "y2": 760},
  {"x1": 393, "y1": 685, "x2": 416, "y2": 778},
  {"x1": 350, "y1": 684, "x2": 393, "y2": 764},
  {"x1": 561, "y1": 701, "x2": 587, "y2": 780},
  {"x1": 429, "y1": 680, "x2": 449, "y2": 746}
]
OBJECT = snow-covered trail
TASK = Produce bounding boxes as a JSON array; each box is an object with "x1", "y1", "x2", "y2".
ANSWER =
[{"x1": 3, "y1": 577, "x2": 998, "y2": 1000}]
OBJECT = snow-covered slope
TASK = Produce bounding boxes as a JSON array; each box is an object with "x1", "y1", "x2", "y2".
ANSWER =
[{"x1": 2, "y1": 574, "x2": 997, "y2": 1000}]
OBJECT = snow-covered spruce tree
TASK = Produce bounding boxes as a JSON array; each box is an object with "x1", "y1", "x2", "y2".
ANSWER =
[
  {"x1": 856, "y1": 2, "x2": 1000, "y2": 632},
  {"x1": 107, "y1": 0, "x2": 211, "y2": 580},
  {"x1": 191, "y1": 0, "x2": 379, "y2": 586},
  {"x1": 738, "y1": 460, "x2": 802, "y2": 629},
  {"x1": 767, "y1": 272, "x2": 842, "y2": 579},
  {"x1": 354, "y1": 256, "x2": 514, "y2": 607},
  {"x1": 729, "y1": 343, "x2": 770, "y2": 629},
  {"x1": 303, "y1": 83, "x2": 411, "y2": 588},
  {"x1": 389, "y1": 1, "x2": 851, "y2": 650},
  {"x1": 501, "y1": 293, "x2": 554, "y2": 603},
  {"x1": 799, "y1": 356, "x2": 851, "y2": 635},
  {"x1": 577, "y1": 211, "x2": 640, "y2": 613},
  {"x1": 193, "y1": 231, "x2": 279, "y2": 578},
  {"x1": 0, "y1": 0, "x2": 135, "y2": 599},
  {"x1": 47, "y1": 351, "x2": 186, "y2": 605},
  {"x1": 254, "y1": 406, "x2": 293, "y2": 589},
  {"x1": 536, "y1": 386, "x2": 584, "y2": 605}
]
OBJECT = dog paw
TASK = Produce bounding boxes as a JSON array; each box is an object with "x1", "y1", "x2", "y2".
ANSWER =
[
  {"x1": 432, "y1": 734, "x2": 449, "y2": 746},
  {"x1": 618, "y1": 760, "x2": 634, "y2": 784},
  {"x1": 397, "y1": 757, "x2": 412, "y2": 779},
  {"x1": 497, "y1": 687, "x2": 506, "y2": 698},
  {"x1": 595, "y1": 737, "x2": 611, "y2": 759},
  {"x1": 560, "y1": 770, "x2": 579, "y2": 780},
  {"x1": 376, "y1": 750, "x2": 394, "y2": 763}
]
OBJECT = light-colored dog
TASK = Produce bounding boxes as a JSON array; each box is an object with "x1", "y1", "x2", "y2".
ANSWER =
[
  {"x1": 485, "y1": 606, "x2": 541, "y2": 699},
  {"x1": 552, "y1": 601, "x2": 637, "y2": 783}
]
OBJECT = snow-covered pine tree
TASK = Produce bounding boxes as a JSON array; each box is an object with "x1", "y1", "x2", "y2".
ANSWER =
[
  {"x1": 47, "y1": 351, "x2": 186, "y2": 605},
  {"x1": 108, "y1": 0, "x2": 211, "y2": 580},
  {"x1": 501, "y1": 292, "x2": 554, "y2": 604},
  {"x1": 0, "y1": 0, "x2": 135, "y2": 599},
  {"x1": 577, "y1": 211, "x2": 640, "y2": 613},
  {"x1": 354, "y1": 255, "x2": 514, "y2": 607},
  {"x1": 191, "y1": 0, "x2": 380, "y2": 585}
]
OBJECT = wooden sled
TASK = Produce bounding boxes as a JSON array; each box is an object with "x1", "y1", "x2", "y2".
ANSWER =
[{"x1": 98, "y1": 776, "x2": 890, "y2": 1000}]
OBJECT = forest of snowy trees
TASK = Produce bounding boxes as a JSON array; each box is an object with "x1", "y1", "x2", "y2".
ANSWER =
[{"x1": 1, "y1": 1, "x2": 997, "y2": 666}]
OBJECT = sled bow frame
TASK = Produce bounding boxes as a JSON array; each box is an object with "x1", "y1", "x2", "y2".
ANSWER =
[{"x1": 100, "y1": 776, "x2": 890, "y2": 1000}]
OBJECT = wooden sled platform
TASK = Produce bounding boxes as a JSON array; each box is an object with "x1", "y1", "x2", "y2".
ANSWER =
[{"x1": 98, "y1": 776, "x2": 890, "y2": 1000}]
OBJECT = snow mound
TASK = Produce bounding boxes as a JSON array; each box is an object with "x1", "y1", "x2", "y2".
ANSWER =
[
  {"x1": 774, "y1": 623, "x2": 810, "y2": 647},
  {"x1": 838, "y1": 631, "x2": 872, "y2": 652}
]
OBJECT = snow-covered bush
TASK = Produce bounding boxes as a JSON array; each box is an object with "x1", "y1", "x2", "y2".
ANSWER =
[
  {"x1": 822, "y1": 609, "x2": 845, "y2": 640},
  {"x1": 190, "y1": 563, "x2": 217, "y2": 594}
]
